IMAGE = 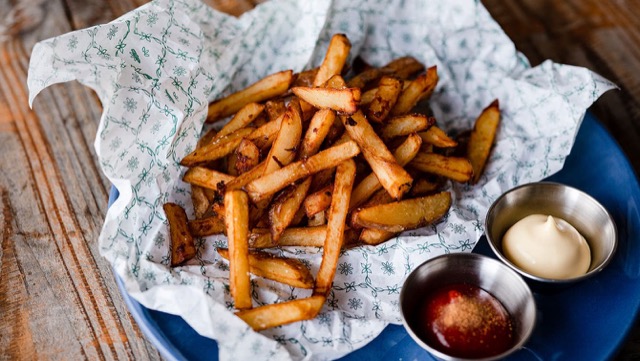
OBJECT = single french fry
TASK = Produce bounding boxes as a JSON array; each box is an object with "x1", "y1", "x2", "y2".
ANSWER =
[
  {"x1": 342, "y1": 110, "x2": 413, "y2": 199},
  {"x1": 381, "y1": 114, "x2": 434, "y2": 140},
  {"x1": 236, "y1": 295, "x2": 325, "y2": 331},
  {"x1": 188, "y1": 215, "x2": 225, "y2": 237},
  {"x1": 249, "y1": 226, "x2": 328, "y2": 248},
  {"x1": 367, "y1": 76, "x2": 402, "y2": 123},
  {"x1": 351, "y1": 191, "x2": 452, "y2": 233},
  {"x1": 468, "y1": 99, "x2": 500, "y2": 184},
  {"x1": 268, "y1": 178, "x2": 312, "y2": 241},
  {"x1": 303, "y1": 183, "x2": 333, "y2": 217},
  {"x1": 245, "y1": 140, "x2": 360, "y2": 203},
  {"x1": 299, "y1": 109, "x2": 336, "y2": 159},
  {"x1": 315, "y1": 159, "x2": 356, "y2": 296},
  {"x1": 409, "y1": 152, "x2": 473, "y2": 182},
  {"x1": 347, "y1": 56, "x2": 425, "y2": 89},
  {"x1": 191, "y1": 185, "x2": 211, "y2": 219},
  {"x1": 360, "y1": 228, "x2": 396, "y2": 245},
  {"x1": 390, "y1": 66, "x2": 438, "y2": 116},
  {"x1": 262, "y1": 103, "x2": 302, "y2": 175},
  {"x1": 180, "y1": 128, "x2": 253, "y2": 167},
  {"x1": 207, "y1": 70, "x2": 293, "y2": 123},
  {"x1": 164, "y1": 203, "x2": 196, "y2": 266},
  {"x1": 228, "y1": 139, "x2": 260, "y2": 176},
  {"x1": 349, "y1": 133, "x2": 422, "y2": 210},
  {"x1": 314, "y1": 34, "x2": 352, "y2": 87},
  {"x1": 182, "y1": 167, "x2": 235, "y2": 191},
  {"x1": 291, "y1": 87, "x2": 361, "y2": 114},
  {"x1": 323, "y1": 74, "x2": 347, "y2": 89},
  {"x1": 418, "y1": 125, "x2": 458, "y2": 148},
  {"x1": 217, "y1": 248, "x2": 314, "y2": 289},
  {"x1": 214, "y1": 102, "x2": 265, "y2": 140},
  {"x1": 224, "y1": 190, "x2": 252, "y2": 310}
]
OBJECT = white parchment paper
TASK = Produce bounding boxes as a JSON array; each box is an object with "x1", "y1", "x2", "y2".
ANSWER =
[{"x1": 27, "y1": 0, "x2": 615, "y2": 359}]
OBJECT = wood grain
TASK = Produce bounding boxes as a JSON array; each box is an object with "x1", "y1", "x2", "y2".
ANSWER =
[{"x1": 0, "y1": 0, "x2": 638, "y2": 360}]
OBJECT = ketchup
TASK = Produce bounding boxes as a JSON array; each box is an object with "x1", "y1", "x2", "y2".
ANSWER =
[{"x1": 418, "y1": 283, "x2": 514, "y2": 358}]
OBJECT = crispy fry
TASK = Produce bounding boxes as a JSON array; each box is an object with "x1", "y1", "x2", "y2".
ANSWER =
[
  {"x1": 293, "y1": 68, "x2": 319, "y2": 87},
  {"x1": 350, "y1": 133, "x2": 422, "y2": 210},
  {"x1": 351, "y1": 191, "x2": 451, "y2": 232},
  {"x1": 246, "y1": 114, "x2": 283, "y2": 150},
  {"x1": 224, "y1": 190, "x2": 252, "y2": 310},
  {"x1": 217, "y1": 248, "x2": 314, "y2": 289},
  {"x1": 315, "y1": 159, "x2": 356, "y2": 296},
  {"x1": 367, "y1": 76, "x2": 402, "y2": 123},
  {"x1": 245, "y1": 140, "x2": 360, "y2": 203},
  {"x1": 183, "y1": 166, "x2": 235, "y2": 191},
  {"x1": 164, "y1": 203, "x2": 196, "y2": 266},
  {"x1": 303, "y1": 183, "x2": 333, "y2": 217},
  {"x1": 214, "y1": 102, "x2": 265, "y2": 140},
  {"x1": 188, "y1": 215, "x2": 225, "y2": 237},
  {"x1": 381, "y1": 114, "x2": 434, "y2": 140},
  {"x1": 265, "y1": 99, "x2": 287, "y2": 122},
  {"x1": 409, "y1": 152, "x2": 473, "y2": 182},
  {"x1": 314, "y1": 34, "x2": 352, "y2": 87},
  {"x1": 299, "y1": 109, "x2": 336, "y2": 159},
  {"x1": 191, "y1": 185, "x2": 212, "y2": 219},
  {"x1": 291, "y1": 87, "x2": 361, "y2": 114},
  {"x1": 409, "y1": 177, "x2": 443, "y2": 196},
  {"x1": 418, "y1": 125, "x2": 458, "y2": 148},
  {"x1": 181, "y1": 128, "x2": 254, "y2": 167},
  {"x1": 390, "y1": 66, "x2": 438, "y2": 116},
  {"x1": 236, "y1": 295, "x2": 325, "y2": 331},
  {"x1": 468, "y1": 99, "x2": 500, "y2": 184},
  {"x1": 360, "y1": 228, "x2": 396, "y2": 245},
  {"x1": 347, "y1": 56, "x2": 425, "y2": 89},
  {"x1": 262, "y1": 103, "x2": 302, "y2": 175},
  {"x1": 249, "y1": 226, "x2": 327, "y2": 248},
  {"x1": 229, "y1": 139, "x2": 260, "y2": 176},
  {"x1": 268, "y1": 178, "x2": 312, "y2": 241},
  {"x1": 207, "y1": 70, "x2": 293, "y2": 123},
  {"x1": 342, "y1": 110, "x2": 413, "y2": 199}
]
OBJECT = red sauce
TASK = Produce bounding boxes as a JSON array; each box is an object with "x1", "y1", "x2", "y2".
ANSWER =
[{"x1": 418, "y1": 283, "x2": 514, "y2": 358}]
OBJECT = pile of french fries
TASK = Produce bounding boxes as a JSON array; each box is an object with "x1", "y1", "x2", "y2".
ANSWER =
[{"x1": 162, "y1": 33, "x2": 501, "y2": 331}]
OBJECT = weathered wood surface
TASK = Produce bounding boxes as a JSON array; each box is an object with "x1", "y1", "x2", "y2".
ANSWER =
[{"x1": 0, "y1": 0, "x2": 638, "y2": 360}]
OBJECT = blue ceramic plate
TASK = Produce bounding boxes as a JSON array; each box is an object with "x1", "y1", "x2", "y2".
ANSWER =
[{"x1": 110, "y1": 112, "x2": 640, "y2": 360}]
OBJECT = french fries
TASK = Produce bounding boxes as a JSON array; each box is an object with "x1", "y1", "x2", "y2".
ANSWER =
[
  {"x1": 467, "y1": 99, "x2": 500, "y2": 184},
  {"x1": 163, "y1": 203, "x2": 196, "y2": 267},
  {"x1": 162, "y1": 33, "x2": 503, "y2": 331},
  {"x1": 217, "y1": 248, "x2": 314, "y2": 289}
]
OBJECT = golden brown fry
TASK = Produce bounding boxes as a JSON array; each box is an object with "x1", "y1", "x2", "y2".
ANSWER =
[
  {"x1": 224, "y1": 190, "x2": 252, "y2": 310},
  {"x1": 265, "y1": 99, "x2": 287, "y2": 122},
  {"x1": 314, "y1": 34, "x2": 352, "y2": 87},
  {"x1": 342, "y1": 111, "x2": 413, "y2": 200},
  {"x1": 367, "y1": 76, "x2": 402, "y2": 123},
  {"x1": 191, "y1": 185, "x2": 212, "y2": 219},
  {"x1": 303, "y1": 183, "x2": 333, "y2": 217},
  {"x1": 299, "y1": 109, "x2": 336, "y2": 159},
  {"x1": 181, "y1": 128, "x2": 253, "y2": 167},
  {"x1": 214, "y1": 102, "x2": 265, "y2": 140},
  {"x1": 418, "y1": 125, "x2": 458, "y2": 148},
  {"x1": 409, "y1": 152, "x2": 473, "y2": 182},
  {"x1": 246, "y1": 115, "x2": 283, "y2": 150},
  {"x1": 217, "y1": 248, "x2": 314, "y2": 289},
  {"x1": 360, "y1": 228, "x2": 396, "y2": 245},
  {"x1": 468, "y1": 99, "x2": 500, "y2": 184},
  {"x1": 293, "y1": 67, "x2": 319, "y2": 87},
  {"x1": 323, "y1": 74, "x2": 347, "y2": 89},
  {"x1": 236, "y1": 295, "x2": 325, "y2": 331},
  {"x1": 249, "y1": 226, "x2": 327, "y2": 248},
  {"x1": 351, "y1": 191, "x2": 452, "y2": 232},
  {"x1": 380, "y1": 114, "x2": 434, "y2": 140},
  {"x1": 269, "y1": 178, "x2": 312, "y2": 241},
  {"x1": 307, "y1": 211, "x2": 326, "y2": 227},
  {"x1": 225, "y1": 161, "x2": 267, "y2": 191},
  {"x1": 315, "y1": 159, "x2": 356, "y2": 296},
  {"x1": 245, "y1": 140, "x2": 360, "y2": 203},
  {"x1": 262, "y1": 104, "x2": 302, "y2": 175},
  {"x1": 390, "y1": 66, "x2": 438, "y2": 116},
  {"x1": 409, "y1": 177, "x2": 442, "y2": 196},
  {"x1": 183, "y1": 166, "x2": 235, "y2": 190},
  {"x1": 188, "y1": 215, "x2": 225, "y2": 237},
  {"x1": 207, "y1": 70, "x2": 293, "y2": 123},
  {"x1": 229, "y1": 139, "x2": 260, "y2": 176},
  {"x1": 291, "y1": 87, "x2": 361, "y2": 114},
  {"x1": 164, "y1": 203, "x2": 196, "y2": 266},
  {"x1": 349, "y1": 133, "x2": 422, "y2": 210},
  {"x1": 347, "y1": 56, "x2": 425, "y2": 89}
]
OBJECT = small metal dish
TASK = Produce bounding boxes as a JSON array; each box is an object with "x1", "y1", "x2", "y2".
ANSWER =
[
  {"x1": 485, "y1": 181, "x2": 617, "y2": 286},
  {"x1": 400, "y1": 253, "x2": 536, "y2": 361}
]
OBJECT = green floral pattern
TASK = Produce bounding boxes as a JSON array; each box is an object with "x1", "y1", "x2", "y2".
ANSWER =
[{"x1": 28, "y1": 0, "x2": 615, "y2": 360}]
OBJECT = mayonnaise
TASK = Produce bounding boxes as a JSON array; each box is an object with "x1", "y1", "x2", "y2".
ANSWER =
[{"x1": 502, "y1": 214, "x2": 591, "y2": 279}]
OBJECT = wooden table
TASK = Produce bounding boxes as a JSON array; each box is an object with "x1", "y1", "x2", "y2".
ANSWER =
[{"x1": 1, "y1": 0, "x2": 638, "y2": 359}]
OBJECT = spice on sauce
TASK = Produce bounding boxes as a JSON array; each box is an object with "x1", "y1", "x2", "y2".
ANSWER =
[{"x1": 418, "y1": 283, "x2": 514, "y2": 358}]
